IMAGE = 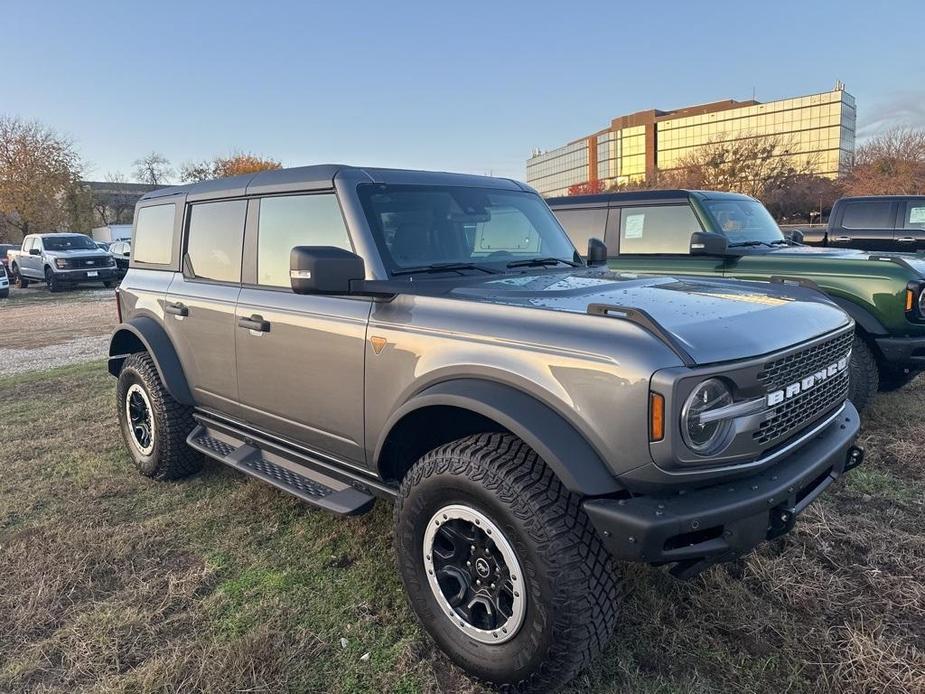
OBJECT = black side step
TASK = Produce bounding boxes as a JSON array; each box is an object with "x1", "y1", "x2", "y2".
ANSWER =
[{"x1": 187, "y1": 424, "x2": 375, "y2": 516}]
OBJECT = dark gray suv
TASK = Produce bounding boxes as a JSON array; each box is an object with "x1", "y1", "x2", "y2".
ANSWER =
[{"x1": 109, "y1": 165, "x2": 863, "y2": 692}]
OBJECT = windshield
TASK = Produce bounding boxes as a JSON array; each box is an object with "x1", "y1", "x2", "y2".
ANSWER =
[
  {"x1": 42, "y1": 235, "x2": 99, "y2": 251},
  {"x1": 701, "y1": 199, "x2": 785, "y2": 245},
  {"x1": 358, "y1": 184, "x2": 579, "y2": 274}
]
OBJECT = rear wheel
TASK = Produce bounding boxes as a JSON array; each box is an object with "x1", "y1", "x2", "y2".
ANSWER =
[
  {"x1": 117, "y1": 352, "x2": 202, "y2": 480},
  {"x1": 394, "y1": 433, "x2": 621, "y2": 692},
  {"x1": 848, "y1": 333, "x2": 878, "y2": 412},
  {"x1": 12, "y1": 265, "x2": 28, "y2": 288}
]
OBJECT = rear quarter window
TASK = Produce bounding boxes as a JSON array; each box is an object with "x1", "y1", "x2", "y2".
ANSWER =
[{"x1": 134, "y1": 204, "x2": 176, "y2": 265}]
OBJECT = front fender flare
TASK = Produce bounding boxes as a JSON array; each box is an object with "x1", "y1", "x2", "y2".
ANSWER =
[
  {"x1": 108, "y1": 317, "x2": 194, "y2": 405},
  {"x1": 376, "y1": 379, "x2": 622, "y2": 496}
]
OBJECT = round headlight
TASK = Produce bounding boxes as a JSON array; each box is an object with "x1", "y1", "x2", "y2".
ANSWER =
[
  {"x1": 918, "y1": 287, "x2": 925, "y2": 316},
  {"x1": 681, "y1": 378, "x2": 734, "y2": 455}
]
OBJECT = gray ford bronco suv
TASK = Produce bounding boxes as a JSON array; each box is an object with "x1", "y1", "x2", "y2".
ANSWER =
[{"x1": 109, "y1": 165, "x2": 863, "y2": 692}]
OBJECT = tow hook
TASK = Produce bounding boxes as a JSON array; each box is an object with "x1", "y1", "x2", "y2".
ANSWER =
[{"x1": 845, "y1": 446, "x2": 864, "y2": 471}]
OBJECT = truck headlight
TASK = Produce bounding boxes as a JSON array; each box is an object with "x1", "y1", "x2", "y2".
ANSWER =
[
  {"x1": 681, "y1": 378, "x2": 734, "y2": 455},
  {"x1": 919, "y1": 288, "x2": 925, "y2": 317},
  {"x1": 54, "y1": 258, "x2": 67, "y2": 269},
  {"x1": 107, "y1": 256, "x2": 116, "y2": 266}
]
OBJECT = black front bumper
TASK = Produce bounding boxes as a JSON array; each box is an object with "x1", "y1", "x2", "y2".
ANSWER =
[
  {"x1": 583, "y1": 402, "x2": 862, "y2": 579},
  {"x1": 55, "y1": 268, "x2": 117, "y2": 283},
  {"x1": 875, "y1": 335, "x2": 925, "y2": 368}
]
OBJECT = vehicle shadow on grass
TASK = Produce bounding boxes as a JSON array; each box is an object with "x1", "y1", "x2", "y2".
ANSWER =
[{"x1": 0, "y1": 363, "x2": 922, "y2": 693}]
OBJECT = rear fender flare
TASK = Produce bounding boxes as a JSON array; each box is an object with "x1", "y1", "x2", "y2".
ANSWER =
[{"x1": 108, "y1": 317, "x2": 193, "y2": 405}]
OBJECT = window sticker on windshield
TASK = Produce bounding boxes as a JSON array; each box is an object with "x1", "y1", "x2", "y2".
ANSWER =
[
  {"x1": 909, "y1": 206, "x2": 925, "y2": 225},
  {"x1": 624, "y1": 214, "x2": 645, "y2": 239}
]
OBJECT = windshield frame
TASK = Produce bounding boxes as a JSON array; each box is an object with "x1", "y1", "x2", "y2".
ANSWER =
[
  {"x1": 42, "y1": 235, "x2": 99, "y2": 252},
  {"x1": 357, "y1": 184, "x2": 581, "y2": 278},
  {"x1": 700, "y1": 198, "x2": 786, "y2": 246}
]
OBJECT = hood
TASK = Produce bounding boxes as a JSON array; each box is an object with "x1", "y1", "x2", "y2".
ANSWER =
[
  {"x1": 767, "y1": 245, "x2": 925, "y2": 276},
  {"x1": 44, "y1": 248, "x2": 110, "y2": 259},
  {"x1": 446, "y1": 270, "x2": 851, "y2": 365}
]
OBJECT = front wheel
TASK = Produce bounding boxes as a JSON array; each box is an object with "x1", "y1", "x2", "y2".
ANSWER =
[
  {"x1": 45, "y1": 267, "x2": 63, "y2": 293},
  {"x1": 394, "y1": 433, "x2": 621, "y2": 692},
  {"x1": 848, "y1": 334, "x2": 878, "y2": 412}
]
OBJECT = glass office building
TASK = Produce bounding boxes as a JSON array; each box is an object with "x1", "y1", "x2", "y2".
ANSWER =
[{"x1": 526, "y1": 85, "x2": 856, "y2": 197}]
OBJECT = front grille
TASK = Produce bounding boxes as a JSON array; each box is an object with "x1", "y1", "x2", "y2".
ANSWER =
[
  {"x1": 61, "y1": 256, "x2": 109, "y2": 269},
  {"x1": 754, "y1": 329, "x2": 853, "y2": 447}
]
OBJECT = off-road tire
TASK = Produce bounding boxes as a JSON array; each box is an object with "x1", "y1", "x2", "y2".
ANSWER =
[
  {"x1": 117, "y1": 352, "x2": 202, "y2": 480},
  {"x1": 877, "y1": 365, "x2": 920, "y2": 393},
  {"x1": 848, "y1": 333, "x2": 878, "y2": 412},
  {"x1": 0, "y1": 289, "x2": 8, "y2": 299},
  {"x1": 12, "y1": 265, "x2": 28, "y2": 288},
  {"x1": 45, "y1": 267, "x2": 62, "y2": 293},
  {"x1": 394, "y1": 433, "x2": 621, "y2": 692}
]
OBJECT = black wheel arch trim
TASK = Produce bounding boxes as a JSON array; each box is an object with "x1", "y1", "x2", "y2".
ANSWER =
[
  {"x1": 376, "y1": 378, "x2": 623, "y2": 496},
  {"x1": 108, "y1": 317, "x2": 194, "y2": 405},
  {"x1": 826, "y1": 296, "x2": 888, "y2": 336}
]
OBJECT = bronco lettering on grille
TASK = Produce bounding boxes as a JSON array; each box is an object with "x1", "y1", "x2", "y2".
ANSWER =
[{"x1": 766, "y1": 354, "x2": 850, "y2": 407}]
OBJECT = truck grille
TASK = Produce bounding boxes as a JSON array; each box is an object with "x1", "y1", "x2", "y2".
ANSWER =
[
  {"x1": 61, "y1": 256, "x2": 109, "y2": 269},
  {"x1": 754, "y1": 329, "x2": 853, "y2": 447}
]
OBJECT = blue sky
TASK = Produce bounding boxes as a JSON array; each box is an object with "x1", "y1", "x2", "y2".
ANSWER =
[{"x1": 2, "y1": 0, "x2": 924, "y2": 181}]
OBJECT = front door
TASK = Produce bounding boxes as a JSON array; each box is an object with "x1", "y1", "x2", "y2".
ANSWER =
[
  {"x1": 606, "y1": 204, "x2": 728, "y2": 278},
  {"x1": 164, "y1": 199, "x2": 247, "y2": 415},
  {"x1": 897, "y1": 199, "x2": 925, "y2": 252},
  {"x1": 830, "y1": 199, "x2": 898, "y2": 251},
  {"x1": 234, "y1": 193, "x2": 371, "y2": 464}
]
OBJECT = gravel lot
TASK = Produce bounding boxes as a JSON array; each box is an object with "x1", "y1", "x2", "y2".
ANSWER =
[{"x1": 0, "y1": 286, "x2": 117, "y2": 375}]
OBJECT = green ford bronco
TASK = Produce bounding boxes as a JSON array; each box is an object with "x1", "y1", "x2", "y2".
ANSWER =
[
  {"x1": 549, "y1": 189, "x2": 925, "y2": 411},
  {"x1": 110, "y1": 167, "x2": 862, "y2": 692}
]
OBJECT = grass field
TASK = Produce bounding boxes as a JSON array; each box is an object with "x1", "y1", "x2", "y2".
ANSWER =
[{"x1": 1, "y1": 361, "x2": 923, "y2": 693}]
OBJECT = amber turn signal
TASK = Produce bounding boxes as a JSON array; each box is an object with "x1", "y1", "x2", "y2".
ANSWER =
[
  {"x1": 906, "y1": 288, "x2": 915, "y2": 312},
  {"x1": 649, "y1": 392, "x2": 665, "y2": 442}
]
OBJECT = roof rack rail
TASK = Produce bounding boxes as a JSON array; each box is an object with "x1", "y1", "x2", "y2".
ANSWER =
[{"x1": 587, "y1": 303, "x2": 695, "y2": 366}]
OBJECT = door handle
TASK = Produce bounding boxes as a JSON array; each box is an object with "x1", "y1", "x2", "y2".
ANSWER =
[
  {"x1": 238, "y1": 314, "x2": 270, "y2": 333},
  {"x1": 165, "y1": 302, "x2": 189, "y2": 317},
  {"x1": 833, "y1": 236, "x2": 851, "y2": 242},
  {"x1": 897, "y1": 237, "x2": 916, "y2": 243}
]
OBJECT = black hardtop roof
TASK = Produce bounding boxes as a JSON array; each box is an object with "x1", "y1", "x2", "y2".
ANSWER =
[
  {"x1": 836, "y1": 194, "x2": 925, "y2": 202},
  {"x1": 545, "y1": 189, "x2": 756, "y2": 207},
  {"x1": 140, "y1": 164, "x2": 530, "y2": 203}
]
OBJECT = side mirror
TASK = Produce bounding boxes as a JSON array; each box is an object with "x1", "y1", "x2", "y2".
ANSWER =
[
  {"x1": 29, "y1": 248, "x2": 41, "y2": 256},
  {"x1": 290, "y1": 246, "x2": 365, "y2": 295},
  {"x1": 788, "y1": 229, "x2": 805, "y2": 244},
  {"x1": 587, "y1": 237, "x2": 608, "y2": 266},
  {"x1": 690, "y1": 231, "x2": 728, "y2": 256},
  {"x1": 123, "y1": 251, "x2": 131, "y2": 257}
]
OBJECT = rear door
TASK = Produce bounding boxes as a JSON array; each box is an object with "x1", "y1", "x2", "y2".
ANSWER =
[
  {"x1": 553, "y1": 205, "x2": 609, "y2": 258},
  {"x1": 235, "y1": 192, "x2": 371, "y2": 464},
  {"x1": 897, "y1": 199, "x2": 925, "y2": 252},
  {"x1": 164, "y1": 199, "x2": 246, "y2": 415},
  {"x1": 830, "y1": 199, "x2": 898, "y2": 251}
]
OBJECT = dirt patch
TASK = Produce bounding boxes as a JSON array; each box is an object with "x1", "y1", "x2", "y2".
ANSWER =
[{"x1": 0, "y1": 287, "x2": 116, "y2": 374}]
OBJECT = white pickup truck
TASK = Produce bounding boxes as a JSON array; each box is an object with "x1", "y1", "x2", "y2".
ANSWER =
[{"x1": 8, "y1": 232, "x2": 118, "y2": 292}]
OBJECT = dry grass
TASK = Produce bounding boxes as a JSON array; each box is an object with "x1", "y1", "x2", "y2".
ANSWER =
[{"x1": 1, "y1": 362, "x2": 924, "y2": 693}]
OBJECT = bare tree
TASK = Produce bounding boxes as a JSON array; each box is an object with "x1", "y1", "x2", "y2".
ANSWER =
[
  {"x1": 0, "y1": 115, "x2": 84, "y2": 242},
  {"x1": 842, "y1": 127, "x2": 925, "y2": 196},
  {"x1": 132, "y1": 151, "x2": 173, "y2": 186},
  {"x1": 179, "y1": 151, "x2": 282, "y2": 183},
  {"x1": 661, "y1": 135, "x2": 816, "y2": 199}
]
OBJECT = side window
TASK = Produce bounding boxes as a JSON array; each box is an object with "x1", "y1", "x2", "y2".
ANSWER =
[
  {"x1": 554, "y1": 207, "x2": 608, "y2": 255},
  {"x1": 186, "y1": 200, "x2": 247, "y2": 282},
  {"x1": 257, "y1": 194, "x2": 350, "y2": 287},
  {"x1": 618, "y1": 205, "x2": 702, "y2": 254},
  {"x1": 134, "y1": 204, "x2": 176, "y2": 265},
  {"x1": 903, "y1": 202, "x2": 925, "y2": 229},
  {"x1": 841, "y1": 201, "x2": 893, "y2": 229}
]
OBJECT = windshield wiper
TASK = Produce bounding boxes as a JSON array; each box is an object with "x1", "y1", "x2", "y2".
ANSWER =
[
  {"x1": 728, "y1": 240, "x2": 773, "y2": 248},
  {"x1": 506, "y1": 257, "x2": 581, "y2": 269},
  {"x1": 391, "y1": 262, "x2": 499, "y2": 277},
  {"x1": 769, "y1": 239, "x2": 792, "y2": 246}
]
